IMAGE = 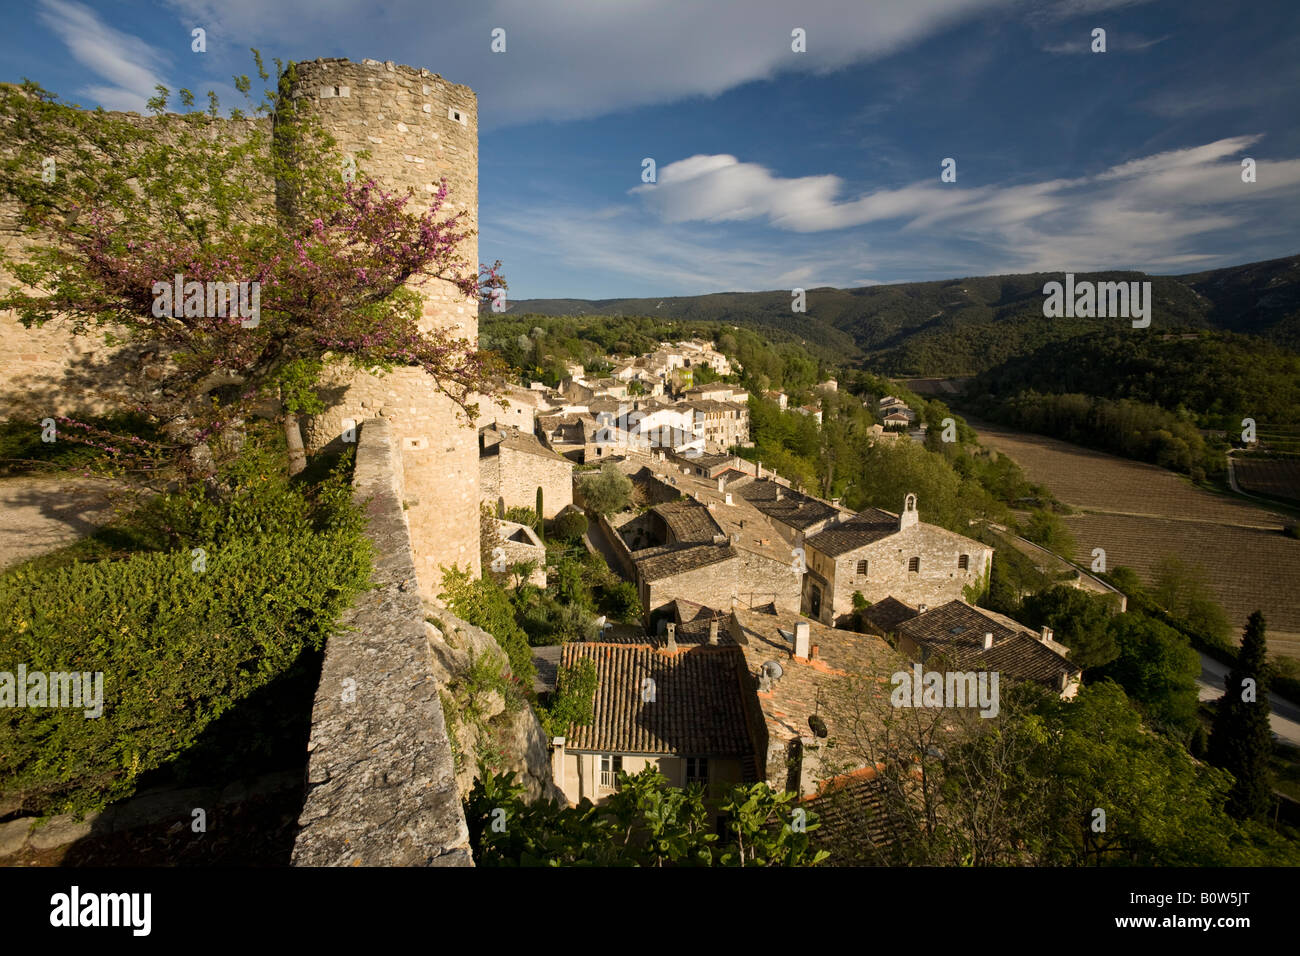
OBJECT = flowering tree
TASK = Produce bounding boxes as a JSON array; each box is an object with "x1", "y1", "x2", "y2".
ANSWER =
[{"x1": 0, "y1": 54, "x2": 504, "y2": 481}]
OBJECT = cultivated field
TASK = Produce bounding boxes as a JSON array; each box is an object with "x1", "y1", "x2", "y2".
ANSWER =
[
  {"x1": 1234, "y1": 456, "x2": 1300, "y2": 504},
  {"x1": 965, "y1": 416, "x2": 1300, "y2": 659}
]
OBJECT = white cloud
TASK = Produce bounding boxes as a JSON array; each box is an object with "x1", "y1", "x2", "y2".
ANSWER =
[
  {"x1": 161, "y1": 0, "x2": 1016, "y2": 127},
  {"x1": 38, "y1": 0, "x2": 171, "y2": 111},
  {"x1": 614, "y1": 137, "x2": 1300, "y2": 280}
]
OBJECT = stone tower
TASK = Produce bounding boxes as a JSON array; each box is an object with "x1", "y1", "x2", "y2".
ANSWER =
[{"x1": 287, "y1": 58, "x2": 482, "y2": 596}]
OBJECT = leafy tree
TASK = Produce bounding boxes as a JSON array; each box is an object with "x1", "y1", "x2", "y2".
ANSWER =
[
  {"x1": 0, "y1": 62, "x2": 504, "y2": 480},
  {"x1": 1018, "y1": 585, "x2": 1119, "y2": 670},
  {"x1": 464, "y1": 767, "x2": 826, "y2": 866},
  {"x1": 1098, "y1": 614, "x2": 1201, "y2": 738},
  {"x1": 578, "y1": 462, "x2": 632, "y2": 515},
  {"x1": 1208, "y1": 611, "x2": 1276, "y2": 821},
  {"x1": 1022, "y1": 509, "x2": 1076, "y2": 558}
]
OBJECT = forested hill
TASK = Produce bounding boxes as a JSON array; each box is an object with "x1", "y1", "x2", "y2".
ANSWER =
[{"x1": 495, "y1": 254, "x2": 1300, "y2": 376}]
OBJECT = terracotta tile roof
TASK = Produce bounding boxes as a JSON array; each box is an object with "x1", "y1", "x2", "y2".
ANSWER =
[
  {"x1": 635, "y1": 542, "x2": 733, "y2": 582},
  {"x1": 736, "y1": 479, "x2": 841, "y2": 531},
  {"x1": 560, "y1": 643, "x2": 754, "y2": 756},
  {"x1": 480, "y1": 427, "x2": 573, "y2": 464},
  {"x1": 653, "y1": 498, "x2": 724, "y2": 543},
  {"x1": 895, "y1": 600, "x2": 1079, "y2": 689},
  {"x1": 729, "y1": 605, "x2": 901, "y2": 746},
  {"x1": 805, "y1": 509, "x2": 899, "y2": 556},
  {"x1": 863, "y1": 596, "x2": 919, "y2": 633},
  {"x1": 806, "y1": 770, "x2": 904, "y2": 860}
]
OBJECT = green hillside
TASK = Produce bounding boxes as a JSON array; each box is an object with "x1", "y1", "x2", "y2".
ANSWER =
[{"x1": 494, "y1": 254, "x2": 1300, "y2": 375}]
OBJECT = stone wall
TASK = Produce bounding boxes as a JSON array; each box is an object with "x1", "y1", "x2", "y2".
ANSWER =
[
  {"x1": 803, "y1": 525, "x2": 992, "y2": 625},
  {"x1": 646, "y1": 548, "x2": 802, "y2": 618},
  {"x1": 293, "y1": 418, "x2": 471, "y2": 866},
  {"x1": 481, "y1": 442, "x2": 574, "y2": 518}
]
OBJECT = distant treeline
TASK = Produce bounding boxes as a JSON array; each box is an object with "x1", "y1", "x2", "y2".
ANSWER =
[
  {"x1": 968, "y1": 331, "x2": 1300, "y2": 428},
  {"x1": 963, "y1": 331, "x2": 1300, "y2": 480},
  {"x1": 969, "y1": 391, "x2": 1225, "y2": 480}
]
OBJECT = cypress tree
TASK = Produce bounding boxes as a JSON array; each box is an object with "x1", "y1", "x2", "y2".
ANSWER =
[
  {"x1": 1208, "y1": 611, "x2": 1275, "y2": 821},
  {"x1": 536, "y1": 487, "x2": 545, "y2": 543}
]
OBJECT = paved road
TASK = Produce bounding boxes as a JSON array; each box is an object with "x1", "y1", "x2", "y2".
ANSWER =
[
  {"x1": 0, "y1": 476, "x2": 122, "y2": 570},
  {"x1": 1197, "y1": 653, "x2": 1300, "y2": 748}
]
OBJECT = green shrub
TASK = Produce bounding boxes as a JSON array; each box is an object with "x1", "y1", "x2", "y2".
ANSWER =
[
  {"x1": 553, "y1": 511, "x2": 589, "y2": 543},
  {"x1": 0, "y1": 452, "x2": 371, "y2": 817},
  {"x1": 439, "y1": 566, "x2": 537, "y2": 690},
  {"x1": 541, "y1": 658, "x2": 597, "y2": 738}
]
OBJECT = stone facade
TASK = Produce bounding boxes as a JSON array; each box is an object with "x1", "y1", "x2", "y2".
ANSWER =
[
  {"x1": 642, "y1": 547, "x2": 802, "y2": 619},
  {"x1": 479, "y1": 427, "x2": 574, "y2": 518},
  {"x1": 801, "y1": 495, "x2": 992, "y2": 625},
  {"x1": 293, "y1": 419, "x2": 471, "y2": 866}
]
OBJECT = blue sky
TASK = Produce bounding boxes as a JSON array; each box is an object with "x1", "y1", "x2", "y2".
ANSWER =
[{"x1": 5, "y1": 0, "x2": 1300, "y2": 298}]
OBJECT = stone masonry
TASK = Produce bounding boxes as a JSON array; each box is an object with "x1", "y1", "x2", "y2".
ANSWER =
[
  {"x1": 1, "y1": 59, "x2": 483, "y2": 598},
  {"x1": 290, "y1": 59, "x2": 483, "y2": 596}
]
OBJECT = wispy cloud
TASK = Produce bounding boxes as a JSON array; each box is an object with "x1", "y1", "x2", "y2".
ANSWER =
[{"x1": 38, "y1": 0, "x2": 171, "y2": 111}]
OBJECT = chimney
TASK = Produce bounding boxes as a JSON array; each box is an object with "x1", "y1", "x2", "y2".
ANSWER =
[
  {"x1": 1040, "y1": 626, "x2": 1053, "y2": 644},
  {"x1": 725, "y1": 492, "x2": 733, "y2": 506},
  {"x1": 666, "y1": 623, "x2": 677, "y2": 652},
  {"x1": 708, "y1": 620, "x2": 719, "y2": 645},
  {"x1": 810, "y1": 643, "x2": 820, "y2": 660},
  {"x1": 794, "y1": 621, "x2": 811, "y2": 660},
  {"x1": 983, "y1": 632, "x2": 994, "y2": 649},
  {"x1": 775, "y1": 487, "x2": 783, "y2": 501},
  {"x1": 717, "y1": 476, "x2": 725, "y2": 492}
]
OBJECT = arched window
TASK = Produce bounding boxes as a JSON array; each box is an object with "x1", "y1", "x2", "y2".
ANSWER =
[
  {"x1": 908, "y1": 556, "x2": 920, "y2": 573},
  {"x1": 958, "y1": 554, "x2": 969, "y2": 570}
]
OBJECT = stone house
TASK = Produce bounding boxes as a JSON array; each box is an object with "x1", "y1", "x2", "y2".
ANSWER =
[
  {"x1": 551, "y1": 640, "x2": 754, "y2": 805},
  {"x1": 800, "y1": 494, "x2": 992, "y2": 626},
  {"x1": 877, "y1": 599, "x2": 1081, "y2": 698},
  {"x1": 479, "y1": 425, "x2": 574, "y2": 518},
  {"x1": 489, "y1": 518, "x2": 547, "y2": 588},
  {"x1": 726, "y1": 605, "x2": 901, "y2": 796}
]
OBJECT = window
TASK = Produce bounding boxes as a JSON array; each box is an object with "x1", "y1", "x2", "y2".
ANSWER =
[
  {"x1": 908, "y1": 556, "x2": 920, "y2": 573},
  {"x1": 686, "y1": 757, "x2": 709, "y2": 786},
  {"x1": 856, "y1": 559, "x2": 869, "y2": 577},
  {"x1": 599, "y1": 754, "x2": 622, "y2": 791},
  {"x1": 958, "y1": 554, "x2": 969, "y2": 570}
]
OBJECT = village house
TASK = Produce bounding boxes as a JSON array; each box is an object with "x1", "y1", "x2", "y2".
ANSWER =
[
  {"x1": 799, "y1": 494, "x2": 992, "y2": 625},
  {"x1": 488, "y1": 517, "x2": 547, "y2": 588},
  {"x1": 472, "y1": 382, "x2": 552, "y2": 433},
  {"x1": 682, "y1": 398, "x2": 749, "y2": 451},
  {"x1": 479, "y1": 424, "x2": 574, "y2": 518},
  {"x1": 726, "y1": 604, "x2": 900, "y2": 795},
  {"x1": 550, "y1": 637, "x2": 754, "y2": 805},
  {"x1": 796, "y1": 404, "x2": 824, "y2": 425},
  {"x1": 865, "y1": 598, "x2": 1082, "y2": 698}
]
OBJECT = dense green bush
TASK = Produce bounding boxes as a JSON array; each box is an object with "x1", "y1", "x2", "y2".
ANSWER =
[
  {"x1": 0, "y1": 449, "x2": 372, "y2": 817},
  {"x1": 553, "y1": 511, "x2": 589, "y2": 543},
  {"x1": 439, "y1": 566, "x2": 537, "y2": 689}
]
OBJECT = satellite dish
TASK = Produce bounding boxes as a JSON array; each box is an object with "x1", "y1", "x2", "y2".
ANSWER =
[{"x1": 762, "y1": 660, "x2": 784, "y2": 681}]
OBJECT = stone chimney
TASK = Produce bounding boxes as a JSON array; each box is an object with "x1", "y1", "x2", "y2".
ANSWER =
[
  {"x1": 717, "y1": 476, "x2": 725, "y2": 492},
  {"x1": 1040, "y1": 626, "x2": 1053, "y2": 644},
  {"x1": 725, "y1": 492, "x2": 733, "y2": 506},
  {"x1": 794, "y1": 621, "x2": 811, "y2": 660},
  {"x1": 775, "y1": 487, "x2": 783, "y2": 502},
  {"x1": 708, "y1": 620, "x2": 719, "y2": 645},
  {"x1": 983, "y1": 632, "x2": 994, "y2": 649},
  {"x1": 551, "y1": 737, "x2": 566, "y2": 793},
  {"x1": 666, "y1": 623, "x2": 677, "y2": 652}
]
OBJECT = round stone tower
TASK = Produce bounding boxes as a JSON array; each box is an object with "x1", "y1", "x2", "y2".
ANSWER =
[{"x1": 287, "y1": 58, "x2": 482, "y2": 595}]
